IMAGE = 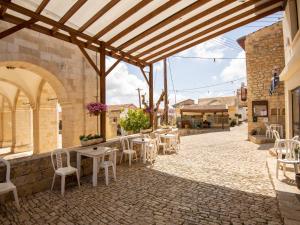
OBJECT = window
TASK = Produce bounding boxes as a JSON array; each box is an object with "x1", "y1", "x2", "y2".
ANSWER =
[
  {"x1": 292, "y1": 87, "x2": 300, "y2": 136},
  {"x1": 289, "y1": 0, "x2": 300, "y2": 39},
  {"x1": 252, "y1": 101, "x2": 268, "y2": 117}
]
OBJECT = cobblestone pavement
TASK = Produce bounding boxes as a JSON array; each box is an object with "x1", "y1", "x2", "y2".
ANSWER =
[{"x1": 0, "y1": 124, "x2": 282, "y2": 225}]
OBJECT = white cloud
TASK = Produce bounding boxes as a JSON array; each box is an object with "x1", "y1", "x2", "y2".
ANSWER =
[
  {"x1": 106, "y1": 58, "x2": 149, "y2": 106},
  {"x1": 220, "y1": 51, "x2": 246, "y2": 81},
  {"x1": 176, "y1": 37, "x2": 227, "y2": 60}
]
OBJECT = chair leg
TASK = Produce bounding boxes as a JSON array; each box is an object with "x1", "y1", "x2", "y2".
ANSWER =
[
  {"x1": 51, "y1": 173, "x2": 56, "y2": 191},
  {"x1": 276, "y1": 161, "x2": 279, "y2": 179},
  {"x1": 283, "y1": 164, "x2": 287, "y2": 176},
  {"x1": 61, "y1": 175, "x2": 65, "y2": 196},
  {"x1": 104, "y1": 166, "x2": 109, "y2": 186},
  {"x1": 112, "y1": 164, "x2": 117, "y2": 181},
  {"x1": 294, "y1": 163, "x2": 299, "y2": 174},
  {"x1": 12, "y1": 188, "x2": 20, "y2": 210},
  {"x1": 129, "y1": 153, "x2": 132, "y2": 166},
  {"x1": 76, "y1": 170, "x2": 81, "y2": 188},
  {"x1": 119, "y1": 152, "x2": 123, "y2": 164}
]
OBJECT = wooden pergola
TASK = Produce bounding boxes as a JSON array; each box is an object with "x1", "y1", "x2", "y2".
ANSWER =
[{"x1": 0, "y1": 0, "x2": 284, "y2": 139}]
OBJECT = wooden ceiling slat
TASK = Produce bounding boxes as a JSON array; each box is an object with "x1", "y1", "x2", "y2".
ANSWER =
[
  {"x1": 143, "y1": 0, "x2": 282, "y2": 62},
  {"x1": 117, "y1": 0, "x2": 211, "y2": 50},
  {"x1": 0, "y1": 5, "x2": 8, "y2": 16},
  {"x1": 52, "y1": 0, "x2": 87, "y2": 34},
  {"x1": 137, "y1": 0, "x2": 262, "y2": 58},
  {"x1": 106, "y1": 0, "x2": 181, "y2": 45},
  {"x1": 87, "y1": 0, "x2": 152, "y2": 46},
  {"x1": 0, "y1": 0, "x2": 49, "y2": 39},
  {"x1": 129, "y1": 0, "x2": 236, "y2": 55},
  {"x1": 78, "y1": 0, "x2": 120, "y2": 32},
  {"x1": 148, "y1": 6, "x2": 283, "y2": 64},
  {"x1": 0, "y1": 14, "x2": 144, "y2": 67},
  {"x1": 0, "y1": 0, "x2": 147, "y2": 66}
]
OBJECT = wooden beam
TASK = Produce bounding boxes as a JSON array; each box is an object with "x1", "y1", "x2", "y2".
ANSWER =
[
  {"x1": 138, "y1": 0, "x2": 263, "y2": 58},
  {"x1": 148, "y1": 6, "x2": 283, "y2": 64},
  {"x1": 87, "y1": 0, "x2": 152, "y2": 46},
  {"x1": 100, "y1": 43, "x2": 106, "y2": 140},
  {"x1": 163, "y1": 58, "x2": 168, "y2": 125},
  {"x1": 106, "y1": 0, "x2": 180, "y2": 45},
  {"x1": 0, "y1": 0, "x2": 49, "y2": 39},
  {"x1": 78, "y1": 0, "x2": 120, "y2": 32},
  {"x1": 140, "y1": 67, "x2": 149, "y2": 85},
  {"x1": 70, "y1": 34, "x2": 101, "y2": 76},
  {"x1": 52, "y1": 0, "x2": 87, "y2": 34},
  {"x1": 149, "y1": 64, "x2": 154, "y2": 128},
  {"x1": 117, "y1": 0, "x2": 211, "y2": 50},
  {"x1": 0, "y1": 0, "x2": 147, "y2": 67},
  {"x1": 105, "y1": 59, "x2": 121, "y2": 77},
  {"x1": 144, "y1": 1, "x2": 282, "y2": 62}
]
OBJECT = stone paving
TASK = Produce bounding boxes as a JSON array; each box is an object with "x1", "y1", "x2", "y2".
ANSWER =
[{"x1": 0, "y1": 124, "x2": 283, "y2": 225}]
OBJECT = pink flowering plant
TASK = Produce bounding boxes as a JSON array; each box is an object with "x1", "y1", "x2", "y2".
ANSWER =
[{"x1": 86, "y1": 102, "x2": 107, "y2": 116}]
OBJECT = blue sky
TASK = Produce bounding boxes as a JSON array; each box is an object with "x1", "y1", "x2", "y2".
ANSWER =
[{"x1": 106, "y1": 12, "x2": 283, "y2": 107}]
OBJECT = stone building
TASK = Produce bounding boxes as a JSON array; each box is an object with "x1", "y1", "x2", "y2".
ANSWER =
[
  {"x1": 0, "y1": 21, "x2": 100, "y2": 155},
  {"x1": 238, "y1": 22, "x2": 286, "y2": 137}
]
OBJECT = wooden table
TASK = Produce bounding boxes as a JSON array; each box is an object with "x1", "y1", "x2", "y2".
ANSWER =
[
  {"x1": 75, "y1": 146, "x2": 118, "y2": 187},
  {"x1": 131, "y1": 138, "x2": 150, "y2": 164}
]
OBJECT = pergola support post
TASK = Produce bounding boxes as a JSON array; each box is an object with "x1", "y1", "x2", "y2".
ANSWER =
[
  {"x1": 100, "y1": 43, "x2": 106, "y2": 140},
  {"x1": 149, "y1": 64, "x2": 154, "y2": 129},
  {"x1": 163, "y1": 58, "x2": 168, "y2": 125}
]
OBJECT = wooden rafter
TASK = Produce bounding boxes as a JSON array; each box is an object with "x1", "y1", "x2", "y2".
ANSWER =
[
  {"x1": 78, "y1": 0, "x2": 120, "y2": 32},
  {"x1": 143, "y1": 0, "x2": 280, "y2": 61},
  {"x1": 106, "y1": 0, "x2": 180, "y2": 45},
  {"x1": 0, "y1": 0, "x2": 49, "y2": 39},
  {"x1": 52, "y1": 0, "x2": 87, "y2": 34},
  {"x1": 148, "y1": 6, "x2": 283, "y2": 64},
  {"x1": 140, "y1": 67, "x2": 149, "y2": 85},
  {"x1": 0, "y1": 0, "x2": 147, "y2": 67},
  {"x1": 117, "y1": 0, "x2": 211, "y2": 50},
  {"x1": 105, "y1": 59, "x2": 121, "y2": 77},
  {"x1": 129, "y1": 0, "x2": 236, "y2": 55},
  {"x1": 139, "y1": 0, "x2": 264, "y2": 59},
  {"x1": 86, "y1": 0, "x2": 152, "y2": 46}
]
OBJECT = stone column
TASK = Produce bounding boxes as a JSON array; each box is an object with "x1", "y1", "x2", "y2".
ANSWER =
[{"x1": 32, "y1": 106, "x2": 40, "y2": 154}]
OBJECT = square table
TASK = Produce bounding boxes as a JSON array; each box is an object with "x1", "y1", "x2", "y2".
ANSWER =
[
  {"x1": 74, "y1": 146, "x2": 118, "y2": 187},
  {"x1": 131, "y1": 138, "x2": 151, "y2": 164}
]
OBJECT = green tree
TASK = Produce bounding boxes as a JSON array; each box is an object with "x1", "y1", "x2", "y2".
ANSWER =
[{"x1": 120, "y1": 109, "x2": 150, "y2": 133}]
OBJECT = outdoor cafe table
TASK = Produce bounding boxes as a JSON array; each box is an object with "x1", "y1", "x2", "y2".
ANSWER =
[
  {"x1": 271, "y1": 124, "x2": 283, "y2": 137},
  {"x1": 131, "y1": 138, "x2": 150, "y2": 164},
  {"x1": 75, "y1": 146, "x2": 118, "y2": 187}
]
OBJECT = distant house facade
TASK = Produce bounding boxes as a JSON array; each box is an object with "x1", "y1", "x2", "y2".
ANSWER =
[{"x1": 238, "y1": 22, "x2": 285, "y2": 137}]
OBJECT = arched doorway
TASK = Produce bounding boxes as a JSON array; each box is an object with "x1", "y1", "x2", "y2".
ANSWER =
[{"x1": 0, "y1": 62, "x2": 69, "y2": 155}]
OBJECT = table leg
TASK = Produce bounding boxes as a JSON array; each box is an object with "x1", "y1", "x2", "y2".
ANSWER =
[
  {"x1": 92, "y1": 157, "x2": 98, "y2": 187},
  {"x1": 77, "y1": 153, "x2": 81, "y2": 177},
  {"x1": 143, "y1": 144, "x2": 146, "y2": 164}
]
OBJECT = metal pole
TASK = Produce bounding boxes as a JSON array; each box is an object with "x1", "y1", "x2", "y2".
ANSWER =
[
  {"x1": 136, "y1": 88, "x2": 142, "y2": 109},
  {"x1": 164, "y1": 58, "x2": 169, "y2": 125}
]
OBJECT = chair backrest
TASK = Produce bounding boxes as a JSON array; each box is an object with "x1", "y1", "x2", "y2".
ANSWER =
[
  {"x1": 51, "y1": 149, "x2": 71, "y2": 170},
  {"x1": 101, "y1": 149, "x2": 115, "y2": 163},
  {"x1": 155, "y1": 133, "x2": 162, "y2": 144},
  {"x1": 292, "y1": 135, "x2": 299, "y2": 141},
  {"x1": 273, "y1": 130, "x2": 280, "y2": 140},
  {"x1": 0, "y1": 158, "x2": 11, "y2": 182},
  {"x1": 277, "y1": 139, "x2": 300, "y2": 160},
  {"x1": 120, "y1": 136, "x2": 130, "y2": 150},
  {"x1": 264, "y1": 122, "x2": 270, "y2": 130}
]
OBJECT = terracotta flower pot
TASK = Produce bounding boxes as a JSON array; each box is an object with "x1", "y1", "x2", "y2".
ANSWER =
[{"x1": 296, "y1": 174, "x2": 300, "y2": 190}]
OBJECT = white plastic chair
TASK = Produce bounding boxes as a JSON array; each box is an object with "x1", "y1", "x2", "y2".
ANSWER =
[
  {"x1": 276, "y1": 139, "x2": 300, "y2": 178},
  {"x1": 273, "y1": 130, "x2": 283, "y2": 153},
  {"x1": 155, "y1": 133, "x2": 167, "y2": 154},
  {"x1": 145, "y1": 139, "x2": 158, "y2": 164},
  {"x1": 51, "y1": 149, "x2": 80, "y2": 196},
  {"x1": 0, "y1": 158, "x2": 20, "y2": 209},
  {"x1": 292, "y1": 135, "x2": 299, "y2": 141},
  {"x1": 169, "y1": 132, "x2": 180, "y2": 153},
  {"x1": 98, "y1": 149, "x2": 116, "y2": 186},
  {"x1": 120, "y1": 137, "x2": 138, "y2": 166},
  {"x1": 265, "y1": 123, "x2": 273, "y2": 138}
]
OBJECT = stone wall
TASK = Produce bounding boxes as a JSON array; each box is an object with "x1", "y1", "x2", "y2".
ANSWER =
[{"x1": 245, "y1": 22, "x2": 285, "y2": 137}]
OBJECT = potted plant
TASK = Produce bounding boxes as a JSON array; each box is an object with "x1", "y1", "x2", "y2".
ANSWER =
[
  {"x1": 79, "y1": 134, "x2": 103, "y2": 146},
  {"x1": 86, "y1": 102, "x2": 107, "y2": 116},
  {"x1": 120, "y1": 109, "x2": 150, "y2": 134}
]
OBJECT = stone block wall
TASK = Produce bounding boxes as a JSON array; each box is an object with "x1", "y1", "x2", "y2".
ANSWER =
[{"x1": 245, "y1": 22, "x2": 285, "y2": 136}]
